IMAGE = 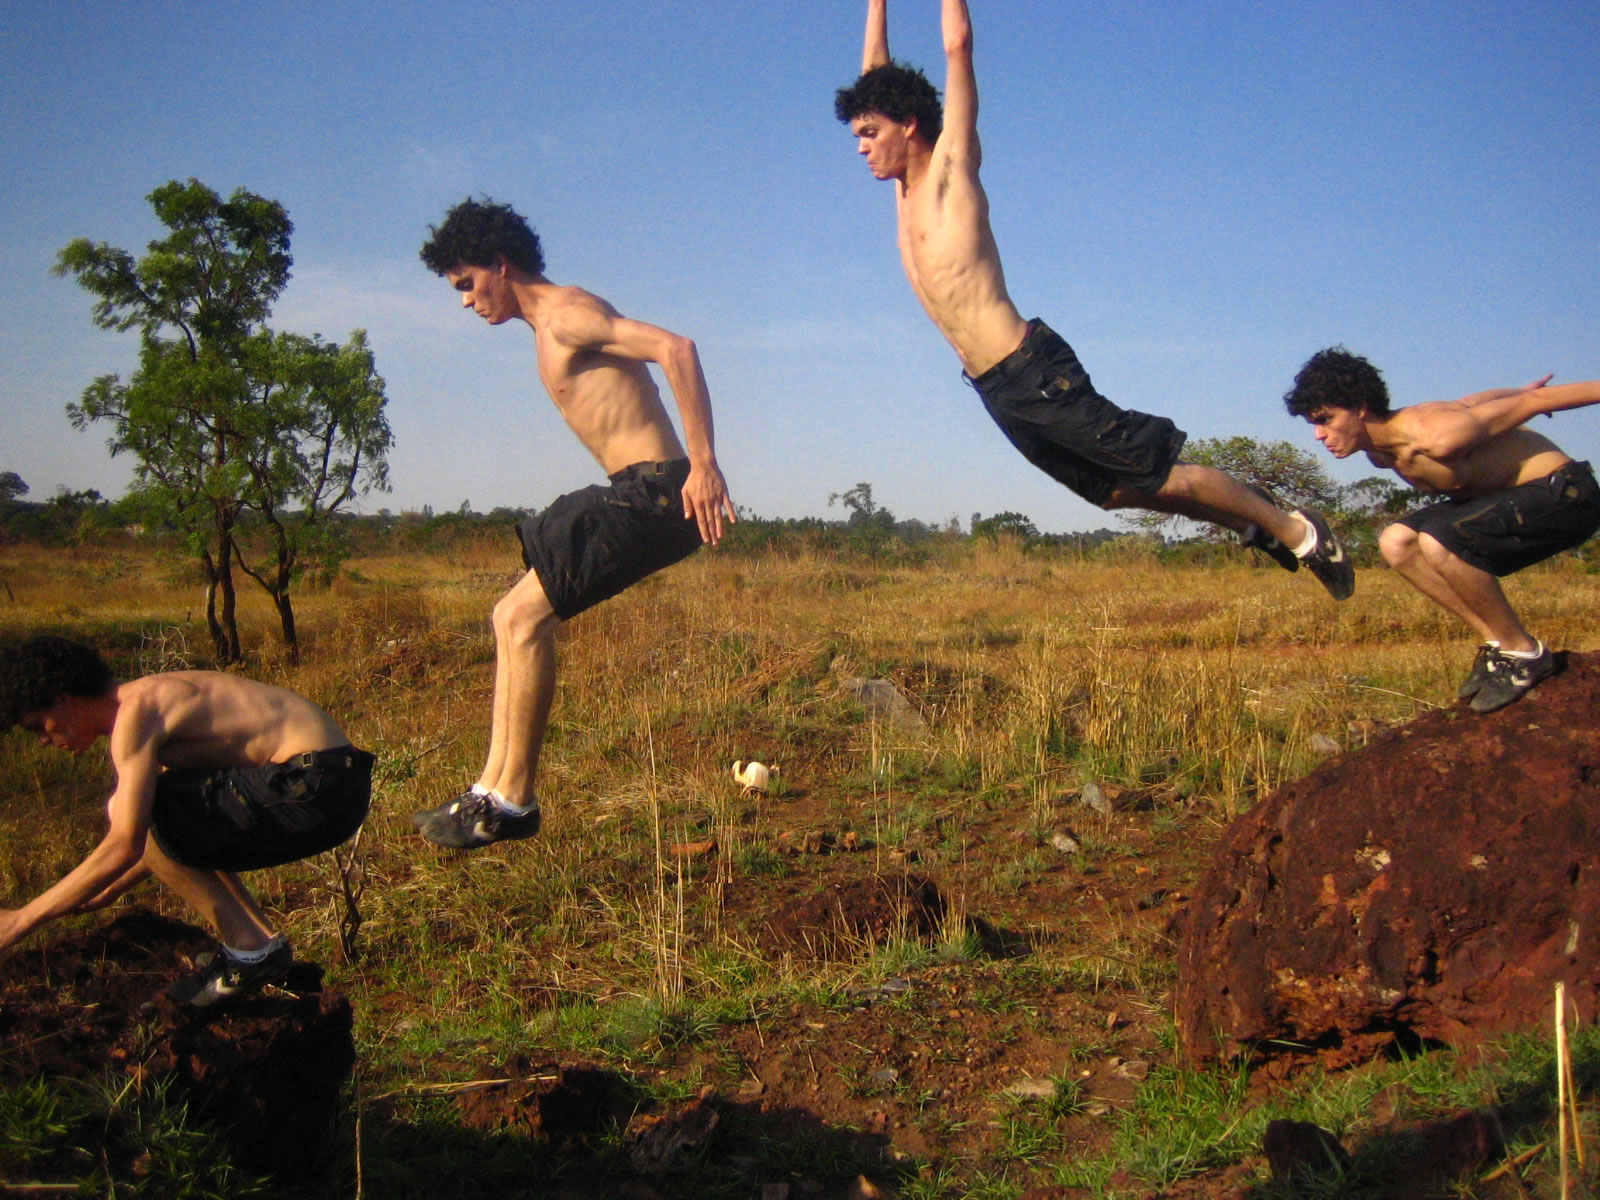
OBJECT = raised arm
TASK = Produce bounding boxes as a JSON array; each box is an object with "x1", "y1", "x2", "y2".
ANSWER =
[
  {"x1": 1408, "y1": 379, "x2": 1600, "y2": 461},
  {"x1": 548, "y1": 302, "x2": 736, "y2": 544},
  {"x1": 940, "y1": 0, "x2": 979, "y2": 162},
  {"x1": 862, "y1": 0, "x2": 890, "y2": 72},
  {"x1": 1457, "y1": 374, "x2": 1552, "y2": 409},
  {"x1": 0, "y1": 706, "x2": 160, "y2": 952}
]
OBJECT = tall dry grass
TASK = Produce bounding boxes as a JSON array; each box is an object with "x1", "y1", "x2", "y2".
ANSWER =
[{"x1": 4, "y1": 537, "x2": 1599, "y2": 1072}]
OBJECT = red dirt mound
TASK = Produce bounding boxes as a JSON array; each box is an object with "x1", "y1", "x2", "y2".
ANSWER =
[
  {"x1": 751, "y1": 873, "x2": 946, "y2": 960},
  {"x1": 1175, "y1": 649, "x2": 1600, "y2": 1064},
  {"x1": 0, "y1": 908, "x2": 355, "y2": 1181}
]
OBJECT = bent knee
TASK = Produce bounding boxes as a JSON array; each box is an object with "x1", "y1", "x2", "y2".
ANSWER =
[
  {"x1": 492, "y1": 583, "x2": 560, "y2": 643},
  {"x1": 1377, "y1": 522, "x2": 1419, "y2": 566}
]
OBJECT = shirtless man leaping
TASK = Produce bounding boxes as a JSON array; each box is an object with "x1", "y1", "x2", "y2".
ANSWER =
[
  {"x1": 836, "y1": 0, "x2": 1353, "y2": 600},
  {"x1": 1286, "y1": 347, "x2": 1600, "y2": 712},
  {"x1": 413, "y1": 198, "x2": 735, "y2": 848}
]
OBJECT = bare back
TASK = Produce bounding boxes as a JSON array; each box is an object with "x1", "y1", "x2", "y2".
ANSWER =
[
  {"x1": 896, "y1": 153, "x2": 1030, "y2": 376},
  {"x1": 116, "y1": 672, "x2": 349, "y2": 770},
  {"x1": 528, "y1": 286, "x2": 688, "y2": 475}
]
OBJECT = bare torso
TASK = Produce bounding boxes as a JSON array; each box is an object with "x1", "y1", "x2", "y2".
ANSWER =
[
  {"x1": 116, "y1": 672, "x2": 349, "y2": 770},
  {"x1": 529, "y1": 286, "x2": 687, "y2": 475},
  {"x1": 1370, "y1": 408, "x2": 1571, "y2": 497},
  {"x1": 897, "y1": 155, "x2": 1030, "y2": 377}
]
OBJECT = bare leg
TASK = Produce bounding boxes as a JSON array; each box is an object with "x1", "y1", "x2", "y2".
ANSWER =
[
  {"x1": 142, "y1": 840, "x2": 275, "y2": 951},
  {"x1": 1380, "y1": 524, "x2": 1535, "y2": 650},
  {"x1": 479, "y1": 569, "x2": 561, "y2": 807},
  {"x1": 1104, "y1": 463, "x2": 1308, "y2": 545}
]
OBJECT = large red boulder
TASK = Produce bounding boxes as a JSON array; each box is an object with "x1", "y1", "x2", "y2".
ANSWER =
[{"x1": 1175, "y1": 650, "x2": 1600, "y2": 1063}]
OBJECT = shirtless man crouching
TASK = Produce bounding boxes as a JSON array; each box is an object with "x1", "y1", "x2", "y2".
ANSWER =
[
  {"x1": 413, "y1": 198, "x2": 735, "y2": 848},
  {"x1": 0, "y1": 636, "x2": 374, "y2": 1006},
  {"x1": 1286, "y1": 348, "x2": 1600, "y2": 712},
  {"x1": 836, "y1": 0, "x2": 1353, "y2": 600}
]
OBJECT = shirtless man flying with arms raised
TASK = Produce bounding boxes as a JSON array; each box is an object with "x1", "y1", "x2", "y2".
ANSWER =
[
  {"x1": 0, "y1": 636, "x2": 373, "y2": 1006},
  {"x1": 413, "y1": 198, "x2": 735, "y2": 849},
  {"x1": 836, "y1": 0, "x2": 1352, "y2": 600},
  {"x1": 1286, "y1": 349, "x2": 1600, "y2": 712}
]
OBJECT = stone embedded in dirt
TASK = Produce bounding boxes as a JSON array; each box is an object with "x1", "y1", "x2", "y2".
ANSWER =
[
  {"x1": 840, "y1": 676, "x2": 926, "y2": 732},
  {"x1": 1047, "y1": 826, "x2": 1081, "y2": 854},
  {"x1": 1175, "y1": 650, "x2": 1600, "y2": 1063},
  {"x1": 756, "y1": 874, "x2": 946, "y2": 960},
  {"x1": 0, "y1": 908, "x2": 354, "y2": 1182},
  {"x1": 630, "y1": 1089, "x2": 721, "y2": 1171},
  {"x1": 670, "y1": 838, "x2": 718, "y2": 859},
  {"x1": 1078, "y1": 780, "x2": 1112, "y2": 814}
]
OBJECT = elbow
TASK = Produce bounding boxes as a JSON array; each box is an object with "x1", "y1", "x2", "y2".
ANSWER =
[
  {"x1": 665, "y1": 334, "x2": 700, "y2": 376},
  {"x1": 944, "y1": 19, "x2": 973, "y2": 58}
]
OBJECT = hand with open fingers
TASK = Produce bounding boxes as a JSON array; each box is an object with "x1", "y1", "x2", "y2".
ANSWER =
[{"x1": 683, "y1": 462, "x2": 736, "y2": 544}]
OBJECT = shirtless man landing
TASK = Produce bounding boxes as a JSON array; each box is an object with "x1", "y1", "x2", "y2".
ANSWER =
[
  {"x1": 0, "y1": 636, "x2": 373, "y2": 1006},
  {"x1": 414, "y1": 198, "x2": 735, "y2": 848},
  {"x1": 836, "y1": 0, "x2": 1353, "y2": 600},
  {"x1": 1286, "y1": 348, "x2": 1600, "y2": 712}
]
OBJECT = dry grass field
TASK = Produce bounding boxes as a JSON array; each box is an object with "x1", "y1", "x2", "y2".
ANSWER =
[{"x1": 3, "y1": 533, "x2": 1599, "y2": 1198}]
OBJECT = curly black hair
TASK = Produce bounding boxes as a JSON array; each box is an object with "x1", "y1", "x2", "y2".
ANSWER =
[
  {"x1": 419, "y1": 197, "x2": 545, "y2": 276},
  {"x1": 0, "y1": 636, "x2": 115, "y2": 728},
  {"x1": 1284, "y1": 346, "x2": 1392, "y2": 418},
  {"x1": 835, "y1": 61, "x2": 943, "y2": 145}
]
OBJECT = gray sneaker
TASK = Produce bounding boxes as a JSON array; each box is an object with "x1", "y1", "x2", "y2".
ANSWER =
[
  {"x1": 1293, "y1": 508, "x2": 1355, "y2": 601},
  {"x1": 418, "y1": 790, "x2": 542, "y2": 848},
  {"x1": 1469, "y1": 645, "x2": 1554, "y2": 714},
  {"x1": 1457, "y1": 644, "x2": 1497, "y2": 701},
  {"x1": 169, "y1": 938, "x2": 293, "y2": 1008}
]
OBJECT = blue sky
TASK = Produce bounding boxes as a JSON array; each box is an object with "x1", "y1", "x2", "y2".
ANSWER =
[{"x1": 4, "y1": 0, "x2": 1598, "y2": 533}]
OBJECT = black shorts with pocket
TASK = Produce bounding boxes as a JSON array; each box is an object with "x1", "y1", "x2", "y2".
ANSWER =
[
  {"x1": 516, "y1": 459, "x2": 704, "y2": 621},
  {"x1": 966, "y1": 319, "x2": 1188, "y2": 507},
  {"x1": 150, "y1": 746, "x2": 374, "y2": 873},
  {"x1": 1396, "y1": 460, "x2": 1600, "y2": 577}
]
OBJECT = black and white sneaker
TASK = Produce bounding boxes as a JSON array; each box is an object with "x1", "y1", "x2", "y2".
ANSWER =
[
  {"x1": 1469, "y1": 645, "x2": 1554, "y2": 714},
  {"x1": 1292, "y1": 508, "x2": 1355, "y2": 601},
  {"x1": 1239, "y1": 485, "x2": 1299, "y2": 573},
  {"x1": 417, "y1": 790, "x2": 542, "y2": 848},
  {"x1": 1241, "y1": 525, "x2": 1300, "y2": 573},
  {"x1": 169, "y1": 938, "x2": 293, "y2": 1009},
  {"x1": 1457, "y1": 644, "x2": 1497, "y2": 701}
]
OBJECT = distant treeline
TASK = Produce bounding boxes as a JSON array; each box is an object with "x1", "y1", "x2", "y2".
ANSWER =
[
  {"x1": 9, "y1": 490, "x2": 1599, "y2": 574},
  {"x1": 0, "y1": 490, "x2": 1160, "y2": 565}
]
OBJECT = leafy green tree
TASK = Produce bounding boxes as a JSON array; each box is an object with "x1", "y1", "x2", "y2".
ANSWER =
[
  {"x1": 230, "y1": 329, "x2": 391, "y2": 661},
  {"x1": 1121, "y1": 436, "x2": 1342, "y2": 541},
  {"x1": 0, "y1": 472, "x2": 27, "y2": 502},
  {"x1": 971, "y1": 510, "x2": 1039, "y2": 542},
  {"x1": 829, "y1": 481, "x2": 896, "y2": 557},
  {"x1": 57, "y1": 179, "x2": 391, "y2": 662}
]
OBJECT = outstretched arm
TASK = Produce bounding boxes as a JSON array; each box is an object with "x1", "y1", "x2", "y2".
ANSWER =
[
  {"x1": 1409, "y1": 379, "x2": 1600, "y2": 460},
  {"x1": 940, "y1": 0, "x2": 979, "y2": 163},
  {"x1": 548, "y1": 303, "x2": 736, "y2": 544},
  {"x1": 1457, "y1": 374, "x2": 1553, "y2": 409},
  {"x1": 862, "y1": 0, "x2": 890, "y2": 71},
  {"x1": 0, "y1": 708, "x2": 159, "y2": 953}
]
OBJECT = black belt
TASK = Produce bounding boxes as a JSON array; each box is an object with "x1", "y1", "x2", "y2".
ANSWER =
[{"x1": 288, "y1": 747, "x2": 370, "y2": 770}]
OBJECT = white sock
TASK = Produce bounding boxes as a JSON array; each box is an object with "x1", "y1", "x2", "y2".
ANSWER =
[
  {"x1": 487, "y1": 789, "x2": 538, "y2": 815},
  {"x1": 1502, "y1": 641, "x2": 1544, "y2": 660},
  {"x1": 226, "y1": 935, "x2": 284, "y2": 963},
  {"x1": 470, "y1": 783, "x2": 490, "y2": 796},
  {"x1": 1290, "y1": 517, "x2": 1319, "y2": 559}
]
